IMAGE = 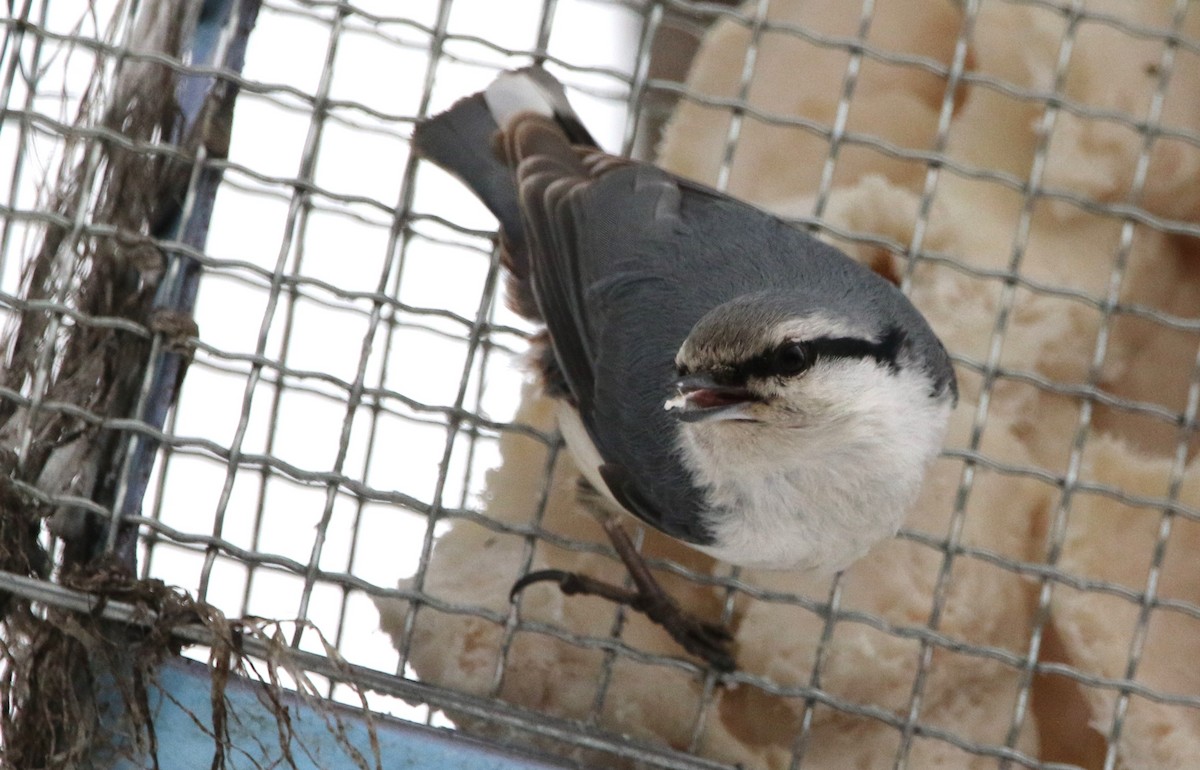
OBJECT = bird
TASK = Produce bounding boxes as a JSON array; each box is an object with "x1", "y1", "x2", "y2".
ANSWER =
[{"x1": 412, "y1": 66, "x2": 957, "y2": 672}]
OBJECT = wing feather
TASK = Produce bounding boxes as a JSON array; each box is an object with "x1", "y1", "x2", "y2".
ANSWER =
[{"x1": 502, "y1": 114, "x2": 720, "y2": 540}]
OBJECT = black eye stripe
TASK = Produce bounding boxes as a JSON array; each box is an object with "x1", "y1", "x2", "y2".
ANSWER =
[
  {"x1": 737, "y1": 327, "x2": 905, "y2": 380},
  {"x1": 678, "y1": 328, "x2": 907, "y2": 381}
]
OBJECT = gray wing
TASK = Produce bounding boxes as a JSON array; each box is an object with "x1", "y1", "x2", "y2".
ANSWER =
[
  {"x1": 507, "y1": 120, "x2": 718, "y2": 541},
  {"x1": 536, "y1": 165, "x2": 722, "y2": 544},
  {"x1": 510, "y1": 126, "x2": 766, "y2": 542}
]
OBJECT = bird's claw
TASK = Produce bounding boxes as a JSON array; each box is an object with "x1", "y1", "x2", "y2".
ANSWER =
[
  {"x1": 628, "y1": 588, "x2": 735, "y2": 673},
  {"x1": 510, "y1": 567, "x2": 736, "y2": 672}
]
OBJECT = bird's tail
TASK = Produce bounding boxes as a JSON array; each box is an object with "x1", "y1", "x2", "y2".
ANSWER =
[{"x1": 411, "y1": 67, "x2": 596, "y2": 269}]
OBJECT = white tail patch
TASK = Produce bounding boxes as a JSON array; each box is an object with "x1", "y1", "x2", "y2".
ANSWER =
[{"x1": 484, "y1": 70, "x2": 558, "y2": 129}]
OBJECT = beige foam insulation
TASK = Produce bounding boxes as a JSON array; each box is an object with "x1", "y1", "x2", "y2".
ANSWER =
[{"x1": 379, "y1": 1, "x2": 1200, "y2": 767}]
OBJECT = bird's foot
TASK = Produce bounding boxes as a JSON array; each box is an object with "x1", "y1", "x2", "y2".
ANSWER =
[{"x1": 510, "y1": 567, "x2": 736, "y2": 673}]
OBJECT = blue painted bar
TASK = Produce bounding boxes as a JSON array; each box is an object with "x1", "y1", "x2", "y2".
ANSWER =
[
  {"x1": 109, "y1": 0, "x2": 262, "y2": 565},
  {"x1": 103, "y1": 657, "x2": 574, "y2": 770}
]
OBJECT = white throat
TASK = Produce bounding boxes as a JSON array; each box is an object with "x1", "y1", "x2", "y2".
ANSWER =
[{"x1": 678, "y1": 364, "x2": 951, "y2": 572}]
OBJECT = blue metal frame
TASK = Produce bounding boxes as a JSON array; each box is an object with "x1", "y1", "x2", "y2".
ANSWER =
[{"x1": 101, "y1": 658, "x2": 574, "y2": 770}]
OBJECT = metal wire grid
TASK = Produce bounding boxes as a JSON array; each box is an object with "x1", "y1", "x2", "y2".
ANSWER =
[{"x1": 1, "y1": 0, "x2": 1199, "y2": 768}]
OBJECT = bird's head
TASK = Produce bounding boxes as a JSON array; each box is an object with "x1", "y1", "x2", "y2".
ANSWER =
[
  {"x1": 662, "y1": 291, "x2": 956, "y2": 571},
  {"x1": 664, "y1": 291, "x2": 955, "y2": 465}
]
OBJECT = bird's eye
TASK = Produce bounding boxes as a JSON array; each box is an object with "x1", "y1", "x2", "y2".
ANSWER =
[{"x1": 774, "y1": 342, "x2": 810, "y2": 376}]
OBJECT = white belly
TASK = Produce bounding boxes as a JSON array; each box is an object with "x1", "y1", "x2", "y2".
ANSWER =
[{"x1": 555, "y1": 402, "x2": 623, "y2": 509}]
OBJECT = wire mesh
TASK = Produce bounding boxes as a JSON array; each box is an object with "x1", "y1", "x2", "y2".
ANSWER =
[{"x1": 2, "y1": 0, "x2": 1200, "y2": 769}]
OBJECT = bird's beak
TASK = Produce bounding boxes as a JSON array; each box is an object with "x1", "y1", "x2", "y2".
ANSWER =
[{"x1": 665, "y1": 373, "x2": 759, "y2": 423}]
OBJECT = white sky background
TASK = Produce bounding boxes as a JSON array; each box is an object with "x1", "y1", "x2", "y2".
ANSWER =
[{"x1": 1, "y1": 0, "x2": 641, "y2": 713}]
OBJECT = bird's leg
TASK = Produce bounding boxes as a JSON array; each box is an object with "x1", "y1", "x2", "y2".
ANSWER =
[{"x1": 510, "y1": 491, "x2": 736, "y2": 672}]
